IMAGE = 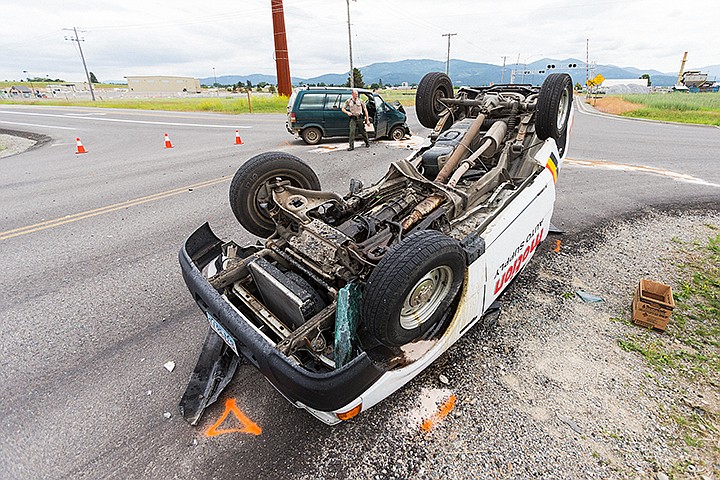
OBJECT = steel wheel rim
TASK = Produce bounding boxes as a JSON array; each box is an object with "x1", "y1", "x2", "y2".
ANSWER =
[
  {"x1": 249, "y1": 172, "x2": 305, "y2": 224},
  {"x1": 305, "y1": 129, "x2": 319, "y2": 142},
  {"x1": 391, "y1": 128, "x2": 403, "y2": 141},
  {"x1": 399, "y1": 266, "x2": 453, "y2": 330},
  {"x1": 556, "y1": 88, "x2": 569, "y2": 131},
  {"x1": 432, "y1": 89, "x2": 447, "y2": 114}
]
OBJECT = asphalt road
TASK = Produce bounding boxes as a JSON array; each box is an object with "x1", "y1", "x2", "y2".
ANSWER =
[{"x1": 0, "y1": 102, "x2": 719, "y2": 479}]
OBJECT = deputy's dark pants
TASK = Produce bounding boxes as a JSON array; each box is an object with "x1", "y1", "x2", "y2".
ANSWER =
[{"x1": 348, "y1": 115, "x2": 369, "y2": 148}]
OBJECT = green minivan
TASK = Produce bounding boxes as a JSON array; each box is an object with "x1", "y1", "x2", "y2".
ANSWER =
[{"x1": 286, "y1": 87, "x2": 410, "y2": 145}]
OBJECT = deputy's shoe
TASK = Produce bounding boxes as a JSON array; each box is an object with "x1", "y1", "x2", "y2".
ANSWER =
[
  {"x1": 347, "y1": 146, "x2": 354, "y2": 151},
  {"x1": 365, "y1": 142, "x2": 370, "y2": 148}
]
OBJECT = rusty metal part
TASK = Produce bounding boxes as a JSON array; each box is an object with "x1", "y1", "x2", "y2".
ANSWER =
[
  {"x1": 272, "y1": 185, "x2": 345, "y2": 224},
  {"x1": 434, "y1": 113, "x2": 486, "y2": 183},
  {"x1": 277, "y1": 302, "x2": 336, "y2": 355},
  {"x1": 208, "y1": 249, "x2": 271, "y2": 290},
  {"x1": 447, "y1": 121, "x2": 508, "y2": 188},
  {"x1": 515, "y1": 113, "x2": 534, "y2": 142},
  {"x1": 400, "y1": 194, "x2": 445, "y2": 231}
]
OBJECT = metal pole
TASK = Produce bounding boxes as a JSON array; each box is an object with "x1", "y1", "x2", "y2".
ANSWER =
[
  {"x1": 213, "y1": 67, "x2": 218, "y2": 96},
  {"x1": 64, "y1": 27, "x2": 95, "y2": 101},
  {"x1": 22, "y1": 70, "x2": 36, "y2": 97},
  {"x1": 74, "y1": 27, "x2": 95, "y2": 101},
  {"x1": 442, "y1": 33, "x2": 456, "y2": 76},
  {"x1": 500, "y1": 56, "x2": 508, "y2": 83},
  {"x1": 271, "y1": 0, "x2": 292, "y2": 96},
  {"x1": 346, "y1": 0, "x2": 354, "y2": 88}
]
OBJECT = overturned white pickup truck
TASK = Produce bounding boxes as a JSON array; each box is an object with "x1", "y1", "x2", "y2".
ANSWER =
[{"x1": 178, "y1": 73, "x2": 574, "y2": 424}]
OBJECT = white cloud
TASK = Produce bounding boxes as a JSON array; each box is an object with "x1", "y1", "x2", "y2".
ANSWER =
[{"x1": 1, "y1": 0, "x2": 717, "y2": 83}]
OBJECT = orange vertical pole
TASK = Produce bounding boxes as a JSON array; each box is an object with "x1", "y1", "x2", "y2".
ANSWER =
[{"x1": 271, "y1": 0, "x2": 292, "y2": 97}]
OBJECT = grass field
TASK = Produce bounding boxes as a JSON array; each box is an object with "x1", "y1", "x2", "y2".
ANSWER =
[
  {"x1": 596, "y1": 93, "x2": 720, "y2": 126},
  {"x1": 0, "y1": 95, "x2": 290, "y2": 114},
  {"x1": 0, "y1": 81, "x2": 121, "y2": 90},
  {"x1": 0, "y1": 87, "x2": 420, "y2": 114}
]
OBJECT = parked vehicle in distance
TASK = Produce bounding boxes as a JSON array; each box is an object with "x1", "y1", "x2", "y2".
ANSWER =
[
  {"x1": 179, "y1": 72, "x2": 574, "y2": 425},
  {"x1": 286, "y1": 87, "x2": 410, "y2": 145}
]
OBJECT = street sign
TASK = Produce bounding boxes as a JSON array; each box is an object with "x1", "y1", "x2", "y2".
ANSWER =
[{"x1": 587, "y1": 74, "x2": 605, "y2": 86}]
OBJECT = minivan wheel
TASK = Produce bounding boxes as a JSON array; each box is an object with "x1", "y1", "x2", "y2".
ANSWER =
[
  {"x1": 229, "y1": 152, "x2": 321, "y2": 237},
  {"x1": 301, "y1": 127, "x2": 322, "y2": 145},
  {"x1": 389, "y1": 125, "x2": 405, "y2": 141}
]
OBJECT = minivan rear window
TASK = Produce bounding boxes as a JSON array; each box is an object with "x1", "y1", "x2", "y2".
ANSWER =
[{"x1": 298, "y1": 93, "x2": 326, "y2": 110}]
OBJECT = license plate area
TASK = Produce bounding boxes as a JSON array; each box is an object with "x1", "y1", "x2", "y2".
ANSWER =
[{"x1": 207, "y1": 312, "x2": 239, "y2": 356}]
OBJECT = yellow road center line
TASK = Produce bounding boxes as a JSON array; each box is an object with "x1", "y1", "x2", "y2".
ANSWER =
[{"x1": 0, "y1": 176, "x2": 230, "y2": 241}]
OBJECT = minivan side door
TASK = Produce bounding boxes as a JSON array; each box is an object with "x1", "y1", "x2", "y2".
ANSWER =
[
  {"x1": 325, "y1": 93, "x2": 351, "y2": 136},
  {"x1": 296, "y1": 92, "x2": 327, "y2": 132}
]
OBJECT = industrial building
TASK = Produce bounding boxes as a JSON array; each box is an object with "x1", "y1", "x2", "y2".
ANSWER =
[{"x1": 125, "y1": 76, "x2": 201, "y2": 93}]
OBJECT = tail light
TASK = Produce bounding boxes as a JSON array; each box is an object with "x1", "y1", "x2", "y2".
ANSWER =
[{"x1": 290, "y1": 112, "x2": 296, "y2": 123}]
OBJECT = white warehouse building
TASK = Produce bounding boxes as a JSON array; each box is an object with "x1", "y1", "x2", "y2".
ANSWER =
[{"x1": 126, "y1": 76, "x2": 201, "y2": 93}]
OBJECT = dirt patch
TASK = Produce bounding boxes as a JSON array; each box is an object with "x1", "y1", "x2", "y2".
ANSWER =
[
  {"x1": 591, "y1": 97, "x2": 644, "y2": 115},
  {"x1": 0, "y1": 129, "x2": 51, "y2": 158}
]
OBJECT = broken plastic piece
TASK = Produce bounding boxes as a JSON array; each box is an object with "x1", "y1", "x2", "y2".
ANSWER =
[
  {"x1": 164, "y1": 361, "x2": 176, "y2": 372},
  {"x1": 575, "y1": 290, "x2": 604, "y2": 303},
  {"x1": 334, "y1": 283, "x2": 362, "y2": 368}
]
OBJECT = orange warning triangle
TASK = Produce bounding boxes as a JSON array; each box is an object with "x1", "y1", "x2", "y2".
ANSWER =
[{"x1": 206, "y1": 398, "x2": 262, "y2": 437}]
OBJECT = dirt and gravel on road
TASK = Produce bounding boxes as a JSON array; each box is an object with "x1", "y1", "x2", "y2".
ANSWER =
[
  {"x1": 305, "y1": 206, "x2": 719, "y2": 480},
  {"x1": 0, "y1": 129, "x2": 50, "y2": 158}
]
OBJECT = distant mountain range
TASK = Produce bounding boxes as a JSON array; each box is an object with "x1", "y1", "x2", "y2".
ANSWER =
[{"x1": 201, "y1": 58, "x2": 720, "y2": 87}]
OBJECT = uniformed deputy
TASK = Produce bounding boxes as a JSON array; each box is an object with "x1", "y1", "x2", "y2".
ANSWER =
[{"x1": 341, "y1": 89, "x2": 371, "y2": 151}]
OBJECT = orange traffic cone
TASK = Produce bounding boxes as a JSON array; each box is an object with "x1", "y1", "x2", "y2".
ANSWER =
[
  {"x1": 164, "y1": 133, "x2": 174, "y2": 149},
  {"x1": 234, "y1": 130, "x2": 244, "y2": 145},
  {"x1": 75, "y1": 137, "x2": 87, "y2": 154}
]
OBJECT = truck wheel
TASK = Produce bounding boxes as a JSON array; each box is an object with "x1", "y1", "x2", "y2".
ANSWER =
[
  {"x1": 388, "y1": 125, "x2": 405, "y2": 141},
  {"x1": 229, "y1": 152, "x2": 320, "y2": 237},
  {"x1": 301, "y1": 127, "x2": 322, "y2": 145},
  {"x1": 362, "y1": 230, "x2": 465, "y2": 347},
  {"x1": 416, "y1": 72, "x2": 454, "y2": 128},
  {"x1": 535, "y1": 73, "x2": 573, "y2": 141}
]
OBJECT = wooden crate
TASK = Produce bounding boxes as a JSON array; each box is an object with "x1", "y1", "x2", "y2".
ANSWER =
[{"x1": 631, "y1": 279, "x2": 674, "y2": 332}]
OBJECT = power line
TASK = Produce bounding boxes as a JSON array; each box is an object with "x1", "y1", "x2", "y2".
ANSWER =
[{"x1": 63, "y1": 27, "x2": 95, "y2": 101}]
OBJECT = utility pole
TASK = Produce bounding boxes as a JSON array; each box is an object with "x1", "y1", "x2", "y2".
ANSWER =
[
  {"x1": 511, "y1": 53, "x2": 520, "y2": 84},
  {"x1": 442, "y1": 33, "x2": 457, "y2": 76},
  {"x1": 64, "y1": 27, "x2": 95, "y2": 101},
  {"x1": 500, "y1": 56, "x2": 508, "y2": 83},
  {"x1": 346, "y1": 0, "x2": 355, "y2": 88},
  {"x1": 271, "y1": 0, "x2": 292, "y2": 97},
  {"x1": 22, "y1": 70, "x2": 36, "y2": 97},
  {"x1": 585, "y1": 38, "x2": 589, "y2": 90}
]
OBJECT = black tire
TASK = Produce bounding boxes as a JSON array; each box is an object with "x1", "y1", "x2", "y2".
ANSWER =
[
  {"x1": 362, "y1": 230, "x2": 465, "y2": 347},
  {"x1": 535, "y1": 73, "x2": 573, "y2": 141},
  {"x1": 416, "y1": 72, "x2": 454, "y2": 128},
  {"x1": 229, "y1": 152, "x2": 320, "y2": 237},
  {"x1": 388, "y1": 125, "x2": 405, "y2": 141},
  {"x1": 301, "y1": 127, "x2": 322, "y2": 145}
]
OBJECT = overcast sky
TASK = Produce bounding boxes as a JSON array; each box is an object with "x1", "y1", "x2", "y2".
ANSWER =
[{"x1": 1, "y1": 0, "x2": 717, "y2": 83}]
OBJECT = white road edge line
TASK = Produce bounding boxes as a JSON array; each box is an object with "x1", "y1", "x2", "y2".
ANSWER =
[
  {"x1": 0, "y1": 120, "x2": 76, "y2": 130},
  {"x1": 0, "y1": 110, "x2": 251, "y2": 129},
  {"x1": 564, "y1": 158, "x2": 720, "y2": 188}
]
